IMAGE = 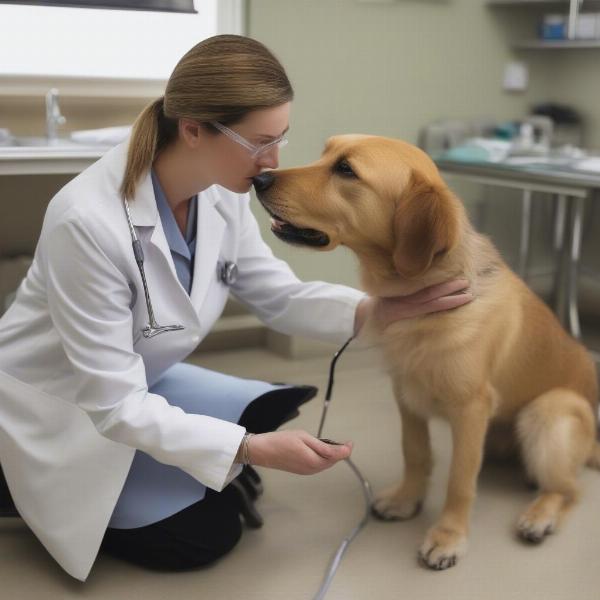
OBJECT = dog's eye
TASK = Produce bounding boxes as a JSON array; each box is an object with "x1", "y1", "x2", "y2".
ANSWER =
[{"x1": 333, "y1": 159, "x2": 357, "y2": 178}]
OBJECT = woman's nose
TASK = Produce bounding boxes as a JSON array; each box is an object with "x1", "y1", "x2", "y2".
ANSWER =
[{"x1": 256, "y1": 146, "x2": 279, "y2": 170}]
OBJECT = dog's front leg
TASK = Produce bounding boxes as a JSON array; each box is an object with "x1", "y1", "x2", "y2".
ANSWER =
[
  {"x1": 372, "y1": 403, "x2": 432, "y2": 521},
  {"x1": 419, "y1": 400, "x2": 491, "y2": 570}
]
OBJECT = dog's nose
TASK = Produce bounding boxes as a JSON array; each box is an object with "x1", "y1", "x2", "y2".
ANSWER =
[{"x1": 252, "y1": 172, "x2": 275, "y2": 193}]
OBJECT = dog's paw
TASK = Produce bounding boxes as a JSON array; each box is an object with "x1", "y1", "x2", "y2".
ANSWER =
[
  {"x1": 418, "y1": 525, "x2": 468, "y2": 570},
  {"x1": 517, "y1": 500, "x2": 557, "y2": 544},
  {"x1": 371, "y1": 484, "x2": 423, "y2": 521}
]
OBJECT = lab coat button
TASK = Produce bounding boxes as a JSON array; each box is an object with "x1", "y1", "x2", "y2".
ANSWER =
[{"x1": 192, "y1": 335, "x2": 200, "y2": 344}]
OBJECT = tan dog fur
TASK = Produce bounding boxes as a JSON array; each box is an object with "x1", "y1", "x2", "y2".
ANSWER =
[{"x1": 254, "y1": 135, "x2": 600, "y2": 570}]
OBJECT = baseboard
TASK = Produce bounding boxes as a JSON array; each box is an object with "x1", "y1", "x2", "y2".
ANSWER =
[
  {"x1": 195, "y1": 313, "x2": 266, "y2": 353},
  {"x1": 265, "y1": 329, "x2": 371, "y2": 359}
]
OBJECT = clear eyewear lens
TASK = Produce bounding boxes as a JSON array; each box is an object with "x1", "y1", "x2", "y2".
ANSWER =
[
  {"x1": 211, "y1": 121, "x2": 287, "y2": 159},
  {"x1": 251, "y1": 136, "x2": 288, "y2": 158},
  {"x1": 210, "y1": 121, "x2": 255, "y2": 152}
]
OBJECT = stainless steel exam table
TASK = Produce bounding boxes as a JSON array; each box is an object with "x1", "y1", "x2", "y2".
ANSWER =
[{"x1": 435, "y1": 158, "x2": 600, "y2": 348}]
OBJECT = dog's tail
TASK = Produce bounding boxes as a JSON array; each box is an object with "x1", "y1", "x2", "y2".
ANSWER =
[{"x1": 586, "y1": 440, "x2": 600, "y2": 470}]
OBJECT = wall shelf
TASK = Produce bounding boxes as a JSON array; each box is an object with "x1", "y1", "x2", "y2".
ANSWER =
[
  {"x1": 514, "y1": 39, "x2": 600, "y2": 48},
  {"x1": 488, "y1": 0, "x2": 600, "y2": 6},
  {"x1": 488, "y1": 0, "x2": 600, "y2": 50}
]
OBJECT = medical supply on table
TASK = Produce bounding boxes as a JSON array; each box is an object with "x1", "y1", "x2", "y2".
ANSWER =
[
  {"x1": 573, "y1": 157, "x2": 600, "y2": 173},
  {"x1": 0, "y1": 128, "x2": 14, "y2": 146},
  {"x1": 574, "y1": 13, "x2": 600, "y2": 40},
  {"x1": 312, "y1": 335, "x2": 374, "y2": 600},
  {"x1": 531, "y1": 103, "x2": 583, "y2": 148},
  {"x1": 436, "y1": 137, "x2": 513, "y2": 163}
]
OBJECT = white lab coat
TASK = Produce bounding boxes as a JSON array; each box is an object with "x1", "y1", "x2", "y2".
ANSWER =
[{"x1": 0, "y1": 137, "x2": 365, "y2": 581}]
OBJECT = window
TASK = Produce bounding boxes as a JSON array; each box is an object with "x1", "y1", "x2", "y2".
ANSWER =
[{"x1": 0, "y1": 0, "x2": 244, "y2": 80}]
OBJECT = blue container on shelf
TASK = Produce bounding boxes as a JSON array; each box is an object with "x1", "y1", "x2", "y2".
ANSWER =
[{"x1": 540, "y1": 14, "x2": 566, "y2": 40}]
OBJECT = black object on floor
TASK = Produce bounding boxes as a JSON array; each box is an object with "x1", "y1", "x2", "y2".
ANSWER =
[
  {"x1": 0, "y1": 464, "x2": 19, "y2": 518},
  {"x1": 238, "y1": 465, "x2": 263, "y2": 500},
  {"x1": 231, "y1": 383, "x2": 318, "y2": 527},
  {"x1": 226, "y1": 479, "x2": 264, "y2": 528}
]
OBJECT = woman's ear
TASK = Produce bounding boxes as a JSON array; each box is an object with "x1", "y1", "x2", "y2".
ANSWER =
[
  {"x1": 392, "y1": 173, "x2": 460, "y2": 279},
  {"x1": 179, "y1": 119, "x2": 203, "y2": 148}
]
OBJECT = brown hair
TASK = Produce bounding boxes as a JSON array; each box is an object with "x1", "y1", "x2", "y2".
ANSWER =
[{"x1": 120, "y1": 34, "x2": 294, "y2": 200}]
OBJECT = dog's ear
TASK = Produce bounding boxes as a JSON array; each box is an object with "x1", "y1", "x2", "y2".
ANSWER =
[{"x1": 392, "y1": 174, "x2": 460, "y2": 279}]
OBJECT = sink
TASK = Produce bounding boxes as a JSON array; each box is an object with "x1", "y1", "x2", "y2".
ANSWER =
[
  {"x1": 0, "y1": 136, "x2": 112, "y2": 155},
  {"x1": 13, "y1": 136, "x2": 83, "y2": 147}
]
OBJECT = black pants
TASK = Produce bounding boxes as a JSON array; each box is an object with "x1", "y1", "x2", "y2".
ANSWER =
[{"x1": 99, "y1": 384, "x2": 317, "y2": 571}]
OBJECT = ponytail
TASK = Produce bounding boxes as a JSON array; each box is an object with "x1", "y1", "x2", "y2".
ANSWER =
[{"x1": 120, "y1": 97, "x2": 165, "y2": 201}]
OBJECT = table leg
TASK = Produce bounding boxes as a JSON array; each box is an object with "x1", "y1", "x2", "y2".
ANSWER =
[
  {"x1": 518, "y1": 189, "x2": 532, "y2": 278},
  {"x1": 553, "y1": 194, "x2": 584, "y2": 339},
  {"x1": 567, "y1": 195, "x2": 585, "y2": 340},
  {"x1": 551, "y1": 194, "x2": 567, "y2": 317}
]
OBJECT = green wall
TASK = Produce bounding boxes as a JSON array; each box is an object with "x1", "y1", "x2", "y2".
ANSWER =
[{"x1": 246, "y1": 0, "x2": 557, "y2": 289}]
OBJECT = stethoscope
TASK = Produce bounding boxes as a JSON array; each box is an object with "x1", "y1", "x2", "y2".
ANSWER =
[{"x1": 122, "y1": 197, "x2": 238, "y2": 339}]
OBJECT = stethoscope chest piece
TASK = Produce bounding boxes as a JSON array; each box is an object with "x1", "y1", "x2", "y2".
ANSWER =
[{"x1": 218, "y1": 260, "x2": 238, "y2": 286}]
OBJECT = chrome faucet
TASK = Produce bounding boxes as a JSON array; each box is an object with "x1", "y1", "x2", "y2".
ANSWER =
[{"x1": 45, "y1": 88, "x2": 66, "y2": 142}]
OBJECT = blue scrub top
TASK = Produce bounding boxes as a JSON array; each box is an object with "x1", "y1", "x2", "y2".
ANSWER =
[{"x1": 151, "y1": 168, "x2": 197, "y2": 294}]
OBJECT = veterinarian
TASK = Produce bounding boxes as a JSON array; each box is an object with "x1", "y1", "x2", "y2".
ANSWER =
[{"x1": 0, "y1": 35, "x2": 473, "y2": 581}]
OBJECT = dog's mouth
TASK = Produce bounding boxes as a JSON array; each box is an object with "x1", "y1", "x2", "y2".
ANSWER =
[{"x1": 260, "y1": 202, "x2": 330, "y2": 248}]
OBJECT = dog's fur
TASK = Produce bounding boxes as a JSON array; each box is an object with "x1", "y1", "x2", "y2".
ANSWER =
[{"x1": 254, "y1": 135, "x2": 600, "y2": 570}]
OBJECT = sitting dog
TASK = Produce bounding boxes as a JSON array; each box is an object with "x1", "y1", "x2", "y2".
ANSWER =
[{"x1": 252, "y1": 134, "x2": 600, "y2": 570}]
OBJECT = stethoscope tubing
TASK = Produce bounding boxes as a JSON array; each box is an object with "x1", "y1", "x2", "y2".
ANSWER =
[{"x1": 313, "y1": 335, "x2": 374, "y2": 600}]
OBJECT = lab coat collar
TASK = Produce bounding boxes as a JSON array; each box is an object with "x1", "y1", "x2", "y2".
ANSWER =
[{"x1": 107, "y1": 136, "x2": 228, "y2": 314}]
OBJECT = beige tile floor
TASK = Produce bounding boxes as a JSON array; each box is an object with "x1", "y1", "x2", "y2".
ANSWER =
[{"x1": 1, "y1": 344, "x2": 600, "y2": 600}]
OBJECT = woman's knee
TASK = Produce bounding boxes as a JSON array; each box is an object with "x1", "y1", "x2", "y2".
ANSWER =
[
  {"x1": 150, "y1": 519, "x2": 243, "y2": 571},
  {"x1": 101, "y1": 511, "x2": 243, "y2": 571}
]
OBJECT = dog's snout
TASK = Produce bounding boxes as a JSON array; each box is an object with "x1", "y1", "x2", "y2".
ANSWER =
[{"x1": 252, "y1": 172, "x2": 275, "y2": 193}]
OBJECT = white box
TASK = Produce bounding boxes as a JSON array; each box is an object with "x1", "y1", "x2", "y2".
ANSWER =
[
  {"x1": 575, "y1": 13, "x2": 598, "y2": 39},
  {"x1": 503, "y1": 62, "x2": 528, "y2": 92}
]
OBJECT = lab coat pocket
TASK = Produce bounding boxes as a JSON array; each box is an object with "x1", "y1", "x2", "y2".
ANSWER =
[
  {"x1": 202, "y1": 266, "x2": 231, "y2": 327},
  {"x1": 0, "y1": 370, "x2": 89, "y2": 447}
]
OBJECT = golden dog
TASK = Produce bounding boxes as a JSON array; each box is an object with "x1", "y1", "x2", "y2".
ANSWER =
[{"x1": 252, "y1": 135, "x2": 599, "y2": 570}]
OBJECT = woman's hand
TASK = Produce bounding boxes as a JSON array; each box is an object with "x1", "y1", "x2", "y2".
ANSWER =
[
  {"x1": 354, "y1": 278, "x2": 473, "y2": 334},
  {"x1": 246, "y1": 430, "x2": 352, "y2": 475}
]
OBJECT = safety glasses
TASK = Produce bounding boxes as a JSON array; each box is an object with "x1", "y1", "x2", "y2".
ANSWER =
[{"x1": 210, "y1": 120, "x2": 288, "y2": 158}]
